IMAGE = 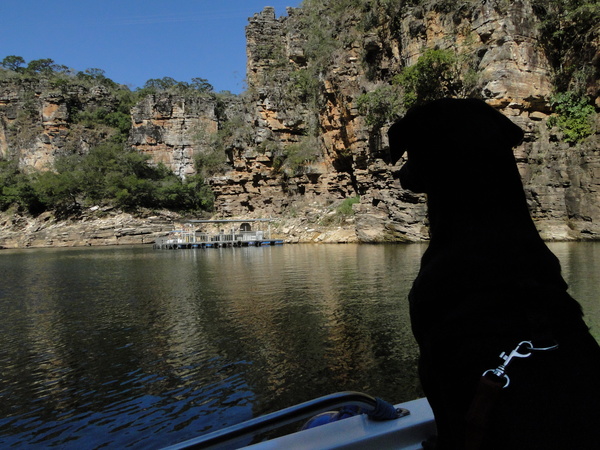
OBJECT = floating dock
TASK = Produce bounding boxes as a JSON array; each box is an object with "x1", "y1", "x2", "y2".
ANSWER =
[{"x1": 153, "y1": 219, "x2": 283, "y2": 249}]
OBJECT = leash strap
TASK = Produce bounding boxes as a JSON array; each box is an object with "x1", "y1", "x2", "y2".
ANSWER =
[
  {"x1": 464, "y1": 340, "x2": 558, "y2": 450},
  {"x1": 465, "y1": 374, "x2": 504, "y2": 450}
]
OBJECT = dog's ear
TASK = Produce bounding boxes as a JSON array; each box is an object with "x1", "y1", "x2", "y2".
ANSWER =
[{"x1": 452, "y1": 98, "x2": 524, "y2": 151}]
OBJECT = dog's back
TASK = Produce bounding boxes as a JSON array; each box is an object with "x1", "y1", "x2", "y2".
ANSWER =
[{"x1": 388, "y1": 99, "x2": 600, "y2": 449}]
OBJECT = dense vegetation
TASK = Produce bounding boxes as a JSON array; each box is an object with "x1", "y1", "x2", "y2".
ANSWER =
[
  {"x1": 0, "y1": 143, "x2": 214, "y2": 218},
  {"x1": 532, "y1": 0, "x2": 599, "y2": 143},
  {"x1": 0, "y1": 56, "x2": 218, "y2": 217},
  {"x1": 296, "y1": 0, "x2": 597, "y2": 143}
]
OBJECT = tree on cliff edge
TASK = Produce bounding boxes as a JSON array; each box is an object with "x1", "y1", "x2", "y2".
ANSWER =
[{"x1": 1, "y1": 55, "x2": 25, "y2": 71}]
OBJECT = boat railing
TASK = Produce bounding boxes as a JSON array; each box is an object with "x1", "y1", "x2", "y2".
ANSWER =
[{"x1": 162, "y1": 391, "x2": 407, "y2": 449}]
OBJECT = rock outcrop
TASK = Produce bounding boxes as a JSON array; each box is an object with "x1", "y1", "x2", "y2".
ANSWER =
[
  {"x1": 0, "y1": 79, "x2": 119, "y2": 170},
  {"x1": 1, "y1": 0, "x2": 599, "y2": 248},
  {"x1": 0, "y1": 209, "x2": 176, "y2": 249},
  {"x1": 129, "y1": 94, "x2": 221, "y2": 179}
]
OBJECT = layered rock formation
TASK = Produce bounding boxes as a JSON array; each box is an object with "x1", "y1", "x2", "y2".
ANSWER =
[
  {"x1": 1, "y1": 0, "x2": 599, "y2": 247},
  {"x1": 206, "y1": 1, "x2": 600, "y2": 241},
  {"x1": 0, "y1": 209, "x2": 175, "y2": 249},
  {"x1": 0, "y1": 80, "x2": 119, "y2": 170},
  {"x1": 129, "y1": 94, "x2": 220, "y2": 179}
]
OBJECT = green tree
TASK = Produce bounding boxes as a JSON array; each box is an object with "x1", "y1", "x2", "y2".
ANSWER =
[
  {"x1": 85, "y1": 68, "x2": 106, "y2": 78},
  {"x1": 356, "y1": 85, "x2": 403, "y2": 128},
  {"x1": 190, "y1": 77, "x2": 214, "y2": 92},
  {"x1": 113, "y1": 175, "x2": 157, "y2": 209},
  {"x1": 156, "y1": 174, "x2": 214, "y2": 211},
  {"x1": 393, "y1": 48, "x2": 462, "y2": 109},
  {"x1": 143, "y1": 77, "x2": 178, "y2": 91},
  {"x1": 31, "y1": 170, "x2": 83, "y2": 217},
  {"x1": 26, "y1": 58, "x2": 56, "y2": 75},
  {"x1": 139, "y1": 76, "x2": 214, "y2": 96},
  {"x1": 1, "y1": 55, "x2": 25, "y2": 71},
  {"x1": 0, "y1": 158, "x2": 44, "y2": 213}
]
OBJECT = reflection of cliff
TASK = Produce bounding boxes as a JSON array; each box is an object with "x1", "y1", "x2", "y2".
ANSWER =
[
  {"x1": 0, "y1": 250, "x2": 255, "y2": 445},
  {"x1": 206, "y1": 245, "x2": 424, "y2": 409},
  {"x1": 0, "y1": 245, "x2": 427, "y2": 446}
]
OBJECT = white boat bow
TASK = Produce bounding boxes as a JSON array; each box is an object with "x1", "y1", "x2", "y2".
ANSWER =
[{"x1": 164, "y1": 394, "x2": 435, "y2": 450}]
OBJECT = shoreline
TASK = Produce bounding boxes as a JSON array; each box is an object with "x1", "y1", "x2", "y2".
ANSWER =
[
  {"x1": 1, "y1": 209, "x2": 597, "y2": 251},
  {"x1": 0, "y1": 209, "x2": 362, "y2": 250}
]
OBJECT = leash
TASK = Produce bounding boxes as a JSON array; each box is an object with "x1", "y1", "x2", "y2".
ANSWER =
[{"x1": 465, "y1": 340, "x2": 558, "y2": 450}]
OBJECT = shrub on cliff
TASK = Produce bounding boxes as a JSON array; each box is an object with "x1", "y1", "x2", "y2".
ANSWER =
[
  {"x1": 532, "y1": 0, "x2": 600, "y2": 92},
  {"x1": 272, "y1": 136, "x2": 320, "y2": 175},
  {"x1": 356, "y1": 85, "x2": 404, "y2": 129},
  {"x1": 393, "y1": 48, "x2": 478, "y2": 109},
  {"x1": 357, "y1": 48, "x2": 478, "y2": 129},
  {"x1": 531, "y1": 1, "x2": 598, "y2": 144},
  {"x1": 548, "y1": 91, "x2": 596, "y2": 144},
  {"x1": 320, "y1": 196, "x2": 361, "y2": 225}
]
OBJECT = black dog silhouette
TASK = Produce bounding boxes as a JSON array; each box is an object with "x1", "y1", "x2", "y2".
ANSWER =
[{"x1": 388, "y1": 98, "x2": 600, "y2": 449}]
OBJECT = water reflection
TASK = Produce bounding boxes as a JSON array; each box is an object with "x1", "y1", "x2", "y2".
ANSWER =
[
  {"x1": 0, "y1": 243, "x2": 598, "y2": 448},
  {"x1": 548, "y1": 242, "x2": 600, "y2": 340}
]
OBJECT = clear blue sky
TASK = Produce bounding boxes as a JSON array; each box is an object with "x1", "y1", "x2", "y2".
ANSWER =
[{"x1": 1, "y1": 1, "x2": 302, "y2": 94}]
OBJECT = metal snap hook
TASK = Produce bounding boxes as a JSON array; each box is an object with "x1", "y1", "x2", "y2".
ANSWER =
[{"x1": 481, "y1": 340, "x2": 557, "y2": 389}]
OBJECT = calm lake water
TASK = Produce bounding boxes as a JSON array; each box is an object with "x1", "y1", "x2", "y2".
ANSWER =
[{"x1": 1, "y1": 242, "x2": 599, "y2": 448}]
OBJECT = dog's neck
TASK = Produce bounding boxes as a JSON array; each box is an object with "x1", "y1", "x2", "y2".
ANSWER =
[{"x1": 425, "y1": 163, "x2": 540, "y2": 244}]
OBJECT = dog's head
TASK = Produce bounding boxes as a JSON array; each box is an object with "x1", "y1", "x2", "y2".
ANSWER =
[{"x1": 387, "y1": 98, "x2": 524, "y2": 194}]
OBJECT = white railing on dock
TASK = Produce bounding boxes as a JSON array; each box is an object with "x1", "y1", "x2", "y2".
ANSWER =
[
  {"x1": 153, "y1": 219, "x2": 279, "y2": 249},
  {"x1": 195, "y1": 231, "x2": 264, "y2": 243},
  {"x1": 153, "y1": 231, "x2": 275, "y2": 249}
]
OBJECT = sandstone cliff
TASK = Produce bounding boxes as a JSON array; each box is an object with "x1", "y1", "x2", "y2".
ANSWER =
[
  {"x1": 0, "y1": 78, "x2": 122, "y2": 170},
  {"x1": 207, "y1": 0, "x2": 600, "y2": 242},
  {"x1": 128, "y1": 94, "x2": 220, "y2": 179},
  {"x1": 1, "y1": 0, "x2": 599, "y2": 247}
]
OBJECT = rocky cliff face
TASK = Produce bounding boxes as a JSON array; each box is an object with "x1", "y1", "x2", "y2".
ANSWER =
[
  {"x1": 1, "y1": 0, "x2": 599, "y2": 246},
  {"x1": 0, "y1": 79, "x2": 120, "y2": 170},
  {"x1": 207, "y1": 0, "x2": 600, "y2": 241},
  {"x1": 128, "y1": 94, "x2": 220, "y2": 179}
]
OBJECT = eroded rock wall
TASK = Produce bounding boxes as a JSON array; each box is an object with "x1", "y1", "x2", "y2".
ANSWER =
[
  {"x1": 0, "y1": 80, "x2": 119, "y2": 170},
  {"x1": 129, "y1": 94, "x2": 220, "y2": 179},
  {"x1": 207, "y1": 0, "x2": 599, "y2": 241}
]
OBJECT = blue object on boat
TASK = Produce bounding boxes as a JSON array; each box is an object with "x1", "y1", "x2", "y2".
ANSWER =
[{"x1": 301, "y1": 405, "x2": 363, "y2": 430}]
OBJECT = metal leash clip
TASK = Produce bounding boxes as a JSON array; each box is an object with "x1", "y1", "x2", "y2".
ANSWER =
[{"x1": 482, "y1": 340, "x2": 558, "y2": 388}]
